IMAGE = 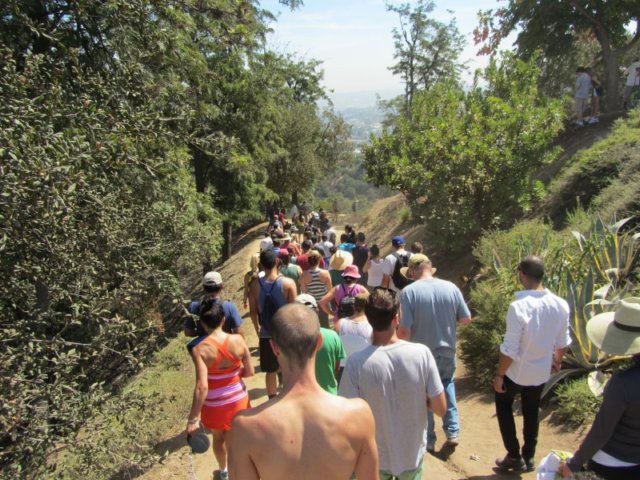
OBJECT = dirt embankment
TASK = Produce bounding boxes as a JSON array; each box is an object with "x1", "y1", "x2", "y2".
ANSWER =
[{"x1": 140, "y1": 197, "x2": 580, "y2": 480}]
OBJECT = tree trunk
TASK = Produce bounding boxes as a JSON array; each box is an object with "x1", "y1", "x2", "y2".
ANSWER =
[
  {"x1": 191, "y1": 145, "x2": 208, "y2": 193},
  {"x1": 601, "y1": 46, "x2": 621, "y2": 112},
  {"x1": 222, "y1": 220, "x2": 232, "y2": 261},
  {"x1": 292, "y1": 191, "x2": 298, "y2": 206}
]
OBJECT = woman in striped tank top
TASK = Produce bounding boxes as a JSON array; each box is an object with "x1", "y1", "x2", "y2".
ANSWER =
[
  {"x1": 300, "y1": 249, "x2": 332, "y2": 327},
  {"x1": 187, "y1": 300, "x2": 254, "y2": 478}
]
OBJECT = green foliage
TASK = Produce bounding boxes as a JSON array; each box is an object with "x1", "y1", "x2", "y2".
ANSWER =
[
  {"x1": 0, "y1": 44, "x2": 219, "y2": 478},
  {"x1": 398, "y1": 206, "x2": 411, "y2": 223},
  {"x1": 364, "y1": 53, "x2": 564, "y2": 250},
  {"x1": 51, "y1": 336, "x2": 193, "y2": 479},
  {"x1": 459, "y1": 274, "x2": 516, "y2": 386},
  {"x1": 386, "y1": 0, "x2": 466, "y2": 112},
  {"x1": 554, "y1": 378, "x2": 602, "y2": 427}
]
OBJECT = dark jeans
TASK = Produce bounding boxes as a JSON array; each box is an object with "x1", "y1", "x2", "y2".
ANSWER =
[
  {"x1": 589, "y1": 460, "x2": 640, "y2": 480},
  {"x1": 495, "y1": 375, "x2": 544, "y2": 460}
]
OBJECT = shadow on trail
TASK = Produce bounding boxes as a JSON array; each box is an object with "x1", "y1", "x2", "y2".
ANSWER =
[
  {"x1": 467, "y1": 472, "x2": 524, "y2": 480},
  {"x1": 249, "y1": 386, "x2": 267, "y2": 400},
  {"x1": 455, "y1": 374, "x2": 495, "y2": 406}
]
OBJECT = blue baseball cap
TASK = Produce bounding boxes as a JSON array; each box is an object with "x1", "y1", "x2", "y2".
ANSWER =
[{"x1": 392, "y1": 235, "x2": 406, "y2": 246}]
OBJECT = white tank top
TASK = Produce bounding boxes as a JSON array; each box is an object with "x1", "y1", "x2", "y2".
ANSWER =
[{"x1": 338, "y1": 317, "x2": 373, "y2": 366}]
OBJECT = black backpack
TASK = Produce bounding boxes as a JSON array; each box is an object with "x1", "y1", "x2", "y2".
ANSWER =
[
  {"x1": 259, "y1": 276, "x2": 282, "y2": 333},
  {"x1": 338, "y1": 284, "x2": 357, "y2": 318},
  {"x1": 391, "y1": 251, "x2": 412, "y2": 289}
]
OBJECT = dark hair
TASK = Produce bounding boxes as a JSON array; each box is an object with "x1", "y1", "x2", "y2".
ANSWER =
[
  {"x1": 279, "y1": 251, "x2": 290, "y2": 266},
  {"x1": 365, "y1": 288, "x2": 399, "y2": 331},
  {"x1": 271, "y1": 304, "x2": 320, "y2": 368},
  {"x1": 370, "y1": 244, "x2": 380, "y2": 257},
  {"x1": 308, "y1": 252, "x2": 320, "y2": 267},
  {"x1": 356, "y1": 232, "x2": 366, "y2": 242},
  {"x1": 340, "y1": 233, "x2": 350, "y2": 243},
  {"x1": 273, "y1": 239, "x2": 282, "y2": 248},
  {"x1": 260, "y1": 249, "x2": 278, "y2": 269},
  {"x1": 200, "y1": 300, "x2": 225, "y2": 330},
  {"x1": 410, "y1": 241, "x2": 423, "y2": 254},
  {"x1": 301, "y1": 240, "x2": 312, "y2": 251},
  {"x1": 311, "y1": 235, "x2": 318, "y2": 244},
  {"x1": 518, "y1": 255, "x2": 545, "y2": 282}
]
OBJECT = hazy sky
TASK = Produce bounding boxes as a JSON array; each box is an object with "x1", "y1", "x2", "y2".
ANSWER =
[{"x1": 260, "y1": 0, "x2": 507, "y2": 102}]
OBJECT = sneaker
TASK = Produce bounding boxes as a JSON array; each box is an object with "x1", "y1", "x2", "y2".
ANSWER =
[
  {"x1": 445, "y1": 436, "x2": 459, "y2": 447},
  {"x1": 426, "y1": 444, "x2": 436, "y2": 454},
  {"x1": 587, "y1": 116, "x2": 599, "y2": 124},
  {"x1": 495, "y1": 454, "x2": 525, "y2": 471},
  {"x1": 219, "y1": 470, "x2": 229, "y2": 480},
  {"x1": 524, "y1": 458, "x2": 535, "y2": 472},
  {"x1": 575, "y1": 121, "x2": 584, "y2": 127}
]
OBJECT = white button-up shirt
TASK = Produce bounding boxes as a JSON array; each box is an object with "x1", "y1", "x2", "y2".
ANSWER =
[{"x1": 501, "y1": 289, "x2": 571, "y2": 386}]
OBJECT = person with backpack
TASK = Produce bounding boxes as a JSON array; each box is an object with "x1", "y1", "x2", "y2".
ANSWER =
[
  {"x1": 183, "y1": 271, "x2": 244, "y2": 342},
  {"x1": 248, "y1": 249, "x2": 297, "y2": 399},
  {"x1": 319, "y1": 265, "x2": 368, "y2": 325},
  {"x1": 380, "y1": 236, "x2": 412, "y2": 292}
]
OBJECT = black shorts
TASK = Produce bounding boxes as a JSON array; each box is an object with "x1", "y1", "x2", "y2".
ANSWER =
[{"x1": 259, "y1": 337, "x2": 279, "y2": 373}]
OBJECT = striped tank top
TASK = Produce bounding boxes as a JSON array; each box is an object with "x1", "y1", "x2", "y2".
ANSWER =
[{"x1": 307, "y1": 269, "x2": 328, "y2": 301}]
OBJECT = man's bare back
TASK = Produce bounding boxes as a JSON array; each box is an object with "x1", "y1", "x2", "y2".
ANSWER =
[
  {"x1": 229, "y1": 384, "x2": 377, "y2": 479},
  {"x1": 228, "y1": 303, "x2": 378, "y2": 480}
]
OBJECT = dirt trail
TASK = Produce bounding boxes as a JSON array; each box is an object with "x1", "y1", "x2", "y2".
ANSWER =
[{"x1": 140, "y1": 198, "x2": 580, "y2": 480}]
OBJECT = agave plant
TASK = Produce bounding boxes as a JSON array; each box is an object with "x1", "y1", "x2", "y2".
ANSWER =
[
  {"x1": 571, "y1": 216, "x2": 640, "y2": 294},
  {"x1": 542, "y1": 216, "x2": 639, "y2": 398}
]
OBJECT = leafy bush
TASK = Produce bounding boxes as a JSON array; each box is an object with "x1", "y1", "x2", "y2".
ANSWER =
[
  {"x1": 459, "y1": 274, "x2": 516, "y2": 385},
  {"x1": 554, "y1": 378, "x2": 602, "y2": 426},
  {"x1": 0, "y1": 49, "x2": 220, "y2": 477}
]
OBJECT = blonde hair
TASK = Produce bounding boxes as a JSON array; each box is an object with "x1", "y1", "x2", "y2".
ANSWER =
[{"x1": 249, "y1": 253, "x2": 260, "y2": 271}]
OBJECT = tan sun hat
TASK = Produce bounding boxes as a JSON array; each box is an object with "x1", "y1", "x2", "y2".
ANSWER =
[
  {"x1": 329, "y1": 249, "x2": 353, "y2": 271},
  {"x1": 587, "y1": 297, "x2": 640, "y2": 356},
  {"x1": 400, "y1": 254, "x2": 436, "y2": 279}
]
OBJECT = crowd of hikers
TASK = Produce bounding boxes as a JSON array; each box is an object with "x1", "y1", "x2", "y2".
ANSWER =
[{"x1": 182, "y1": 205, "x2": 640, "y2": 480}]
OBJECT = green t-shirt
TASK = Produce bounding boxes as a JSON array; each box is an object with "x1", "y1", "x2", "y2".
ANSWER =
[{"x1": 315, "y1": 328, "x2": 346, "y2": 394}]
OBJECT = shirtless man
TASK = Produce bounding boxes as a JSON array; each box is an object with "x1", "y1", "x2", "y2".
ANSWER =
[{"x1": 228, "y1": 304, "x2": 378, "y2": 480}]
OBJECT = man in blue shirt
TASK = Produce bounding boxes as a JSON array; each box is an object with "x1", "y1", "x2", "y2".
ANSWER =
[
  {"x1": 183, "y1": 272, "x2": 243, "y2": 349},
  {"x1": 398, "y1": 254, "x2": 472, "y2": 452}
]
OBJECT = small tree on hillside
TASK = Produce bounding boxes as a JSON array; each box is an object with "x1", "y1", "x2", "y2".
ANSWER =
[
  {"x1": 364, "y1": 53, "x2": 564, "y2": 251},
  {"x1": 387, "y1": 0, "x2": 466, "y2": 115}
]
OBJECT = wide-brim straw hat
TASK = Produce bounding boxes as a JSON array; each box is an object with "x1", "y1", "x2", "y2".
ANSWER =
[
  {"x1": 330, "y1": 249, "x2": 353, "y2": 270},
  {"x1": 587, "y1": 297, "x2": 640, "y2": 356}
]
